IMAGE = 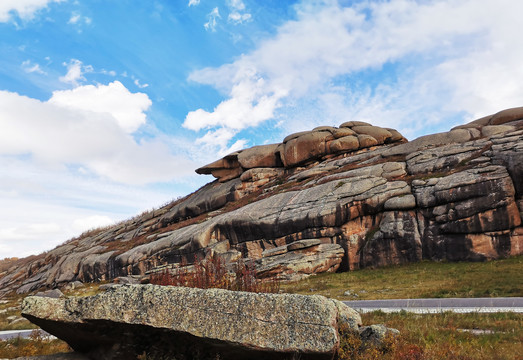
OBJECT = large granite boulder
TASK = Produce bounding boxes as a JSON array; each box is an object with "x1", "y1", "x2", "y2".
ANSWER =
[
  {"x1": 453, "y1": 106, "x2": 523, "y2": 128},
  {"x1": 196, "y1": 123, "x2": 407, "y2": 181},
  {"x1": 22, "y1": 285, "x2": 362, "y2": 360},
  {"x1": 196, "y1": 152, "x2": 243, "y2": 182},
  {"x1": 237, "y1": 143, "x2": 282, "y2": 169}
]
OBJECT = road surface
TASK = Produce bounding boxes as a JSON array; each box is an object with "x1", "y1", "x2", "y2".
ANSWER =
[
  {"x1": 343, "y1": 297, "x2": 523, "y2": 313},
  {"x1": 0, "y1": 329, "x2": 52, "y2": 341}
]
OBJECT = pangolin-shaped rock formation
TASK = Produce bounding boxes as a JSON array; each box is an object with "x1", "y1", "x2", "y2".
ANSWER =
[{"x1": 1, "y1": 107, "x2": 522, "y2": 295}]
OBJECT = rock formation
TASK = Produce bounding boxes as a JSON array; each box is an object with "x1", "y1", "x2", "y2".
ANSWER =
[
  {"x1": 1, "y1": 107, "x2": 522, "y2": 295},
  {"x1": 196, "y1": 122, "x2": 405, "y2": 182},
  {"x1": 22, "y1": 284, "x2": 363, "y2": 359}
]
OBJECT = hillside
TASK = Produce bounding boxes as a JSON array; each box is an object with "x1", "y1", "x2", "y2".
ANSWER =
[{"x1": 1, "y1": 107, "x2": 522, "y2": 296}]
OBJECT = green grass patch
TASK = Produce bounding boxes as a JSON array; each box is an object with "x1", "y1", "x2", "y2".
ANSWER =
[{"x1": 280, "y1": 256, "x2": 523, "y2": 300}]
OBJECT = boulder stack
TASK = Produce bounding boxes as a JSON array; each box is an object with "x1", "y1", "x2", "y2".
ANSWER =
[{"x1": 196, "y1": 122, "x2": 406, "y2": 182}]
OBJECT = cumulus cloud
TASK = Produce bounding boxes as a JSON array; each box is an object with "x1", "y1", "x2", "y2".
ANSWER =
[
  {"x1": 204, "y1": 7, "x2": 220, "y2": 32},
  {"x1": 194, "y1": 128, "x2": 248, "y2": 157},
  {"x1": 185, "y1": 0, "x2": 523, "y2": 147},
  {"x1": 59, "y1": 59, "x2": 93, "y2": 86},
  {"x1": 0, "y1": 0, "x2": 62, "y2": 22},
  {"x1": 0, "y1": 153, "x2": 202, "y2": 258},
  {"x1": 188, "y1": 0, "x2": 200, "y2": 6},
  {"x1": 0, "y1": 82, "x2": 196, "y2": 185},
  {"x1": 49, "y1": 81, "x2": 151, "y2": 133}
]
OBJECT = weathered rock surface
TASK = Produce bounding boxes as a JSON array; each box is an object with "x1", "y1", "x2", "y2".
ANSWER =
[
  {"x1": 196, "y1": 122, "x2": 406, "y2": 182},
  {"x1": 1, "y1": 107, "x2": 522, "y2": 296},
  {"x1": 22, "y1": 285, "x2": 362, "y2": 360},
  {"x1": 359, "y1": 324, "x2": 400, "y2": 349}
]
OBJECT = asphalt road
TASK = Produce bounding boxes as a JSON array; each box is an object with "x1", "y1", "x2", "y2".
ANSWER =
[
  {"x1": 343, "y1": 297, "x2": 523, "y2": 313},
  {"x1": 0, "y1": 329, "x2": 52, "y2": 341}
]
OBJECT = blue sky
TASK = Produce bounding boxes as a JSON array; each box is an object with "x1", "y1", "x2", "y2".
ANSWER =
[{"x1": 1, "y1": 0, "x2": 522, "y2": 258}]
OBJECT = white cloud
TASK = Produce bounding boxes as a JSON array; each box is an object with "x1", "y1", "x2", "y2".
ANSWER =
[
  {"x1": 204, "y1": 7, "x2": 220, "y2": 32},
  {"x1": 101, "y1": 69, "x2": 117, "y2": 76},
  {"x1": 134, "y1": 79, "x2": 149, "y2": 89},
  {"x1": 194, "y1": 128, "x2": 240, "y2": 156},
  {"x1": 22, "y1": 60, "x2": 46, "y2": 75},
  {"x1": 185, "y1": 0, "x2": 523, "y2": 147},
  {"x1": 228, "y1": 12, "x2": 251, "y2": 24},
  {"x1": 59, "y1": 59, "x2": 93, "y2": 86},
  {"x1": 188, "y1": 0, "x2": 200, "y2": 6},
  {"x1": 68, "y1": 12, "x2": 91, "y2": 26},
  {"x1": 0, "y1": 83, "x2": 196, "y2": 185},
  {"x1": 49, "y1": 81, "x2": 151, "y2": 133},
  {"x1": 0, "y1": 0, "x2": 62, "y2": 22},
  {"x1": 227, "y1": 0, "x2": 251, "y2": 24},
  {"x1": 0, "y1": 223, "x2": 61, "y2": 241},
  {"x1": 68, "y1": 12, "x2": 80, "y2": 24},
  {"x1": 227, "y1": 0, "x2": 245, "y2": 11},
  {"x1": 72, "y1": 215, "x2": 114, "y2": 233},
  {"x1": 0, "y1": 154, "x2": 202, "y2": 258}
]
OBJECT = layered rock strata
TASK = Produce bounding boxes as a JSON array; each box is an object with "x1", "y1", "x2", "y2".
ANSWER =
[
  {"x1": 1, "y1": 107, "x2": 522, "y2": 295},
  {"x1": 22, "y1": 285, "x2": 362, "y2": 360}
]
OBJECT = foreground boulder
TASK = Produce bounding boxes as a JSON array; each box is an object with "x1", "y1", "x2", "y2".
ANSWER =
[{"x1": 22, "y1": 284, "x2": 362, "y2": 360}]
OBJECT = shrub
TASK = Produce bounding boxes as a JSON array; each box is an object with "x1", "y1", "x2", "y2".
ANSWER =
[
  {"x1": 150, "y1": 255, "x2": 279, "y2": 294},
  {"x1": 337, "y1": 322, "x2": 397, "y2": 360},
  {"x1": 0, "y1": 330, "x2": 71, "y2": 358}
]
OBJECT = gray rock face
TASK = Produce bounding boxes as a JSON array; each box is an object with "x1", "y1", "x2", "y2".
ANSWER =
[
  {"x1": 255, "y1": 242, "x2": 345, "y2": 280},
  {"x1": 359, "y1": 324, "x2": 400, "y2": 349},
  {"x1": 35, "y1": 289, "x2": 64, "y2": 299},
  {"x1": 22, "y1": 285, "x2": 362, "y2": 360},
  {"x1": 1, "y1": 107, "x2": 522, "y2": 296}
]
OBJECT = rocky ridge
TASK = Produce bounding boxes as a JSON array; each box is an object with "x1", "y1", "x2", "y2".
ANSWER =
[{"x1": 1, "y1": 107, "x2": 523, "y2": 295}]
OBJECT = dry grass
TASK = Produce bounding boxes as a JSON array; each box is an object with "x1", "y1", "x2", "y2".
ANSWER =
[
  {"x1": 280, "y1": 256, "x2": 523, "y2": 300},
  {"x1": 354, "y1": 311, "x2": 523, "y2": 360},
  {"x1": 0, "y1": 330, "x2": 71, "y2": 358},
  {"x1": 0, "y1": 295, "x2": 37, "y2": 331}
]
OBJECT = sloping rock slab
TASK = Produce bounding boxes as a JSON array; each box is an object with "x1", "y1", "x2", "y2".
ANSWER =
[{"x1": 22, "y1": 285, "x2": 361, "y2": 360}]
